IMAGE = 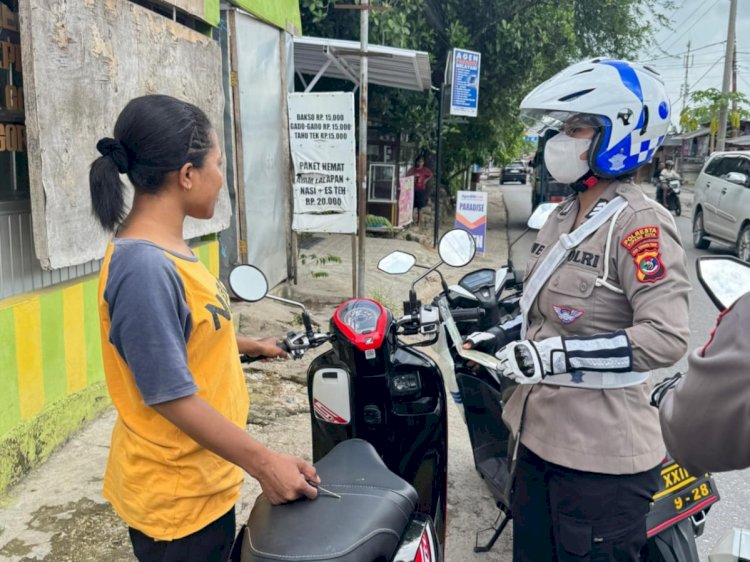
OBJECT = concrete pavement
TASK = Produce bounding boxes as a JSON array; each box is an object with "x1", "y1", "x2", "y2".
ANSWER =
[{"x1": 0, "y1": 181, "x2": 515, "y2": 561}]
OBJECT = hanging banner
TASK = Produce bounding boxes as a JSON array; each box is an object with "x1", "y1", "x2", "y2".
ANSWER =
[
  {"x1": 288, "y1": 92, "x2": 357, "y2": 233},
  {"x1": 450, "y1": 48, "x2": 481, "y2": 118},
  {"x1": 455, "y1": 190, "x2": 488, "y2": 254},
  {"x1": 398, "y1": 176, "x2": 414, "y2": 227}
]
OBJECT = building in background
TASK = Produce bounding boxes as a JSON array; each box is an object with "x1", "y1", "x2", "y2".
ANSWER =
[
  {"x1": 219, "y1": 1, "x2": 301, "y2": 288},
  {"x1": 0, "y1": 0, "x2": 233, "y2": 493}
]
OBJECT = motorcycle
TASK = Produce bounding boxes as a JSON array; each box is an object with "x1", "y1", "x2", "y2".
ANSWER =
[
  {"x1": 659, "y1": 176, "x2": 682, "y2": 216},
  {"x1": 226, "y1": 229, "x2": 478, "y2": 562},
  {"x1": 379, "y1": 205, "x2": 720, "y2": 561}
]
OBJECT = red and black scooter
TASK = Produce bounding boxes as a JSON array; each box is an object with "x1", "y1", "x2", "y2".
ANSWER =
[{"x1": 227, "y1": 229, "x2": 477, "y2": 562}]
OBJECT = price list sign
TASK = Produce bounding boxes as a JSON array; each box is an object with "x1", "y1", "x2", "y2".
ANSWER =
[
  {"x1": 449, "y1": 48, "x2": 481, "y2": 118},
  {"x1": 288, "y1": 92, "x2": 356, "y2": 233}
]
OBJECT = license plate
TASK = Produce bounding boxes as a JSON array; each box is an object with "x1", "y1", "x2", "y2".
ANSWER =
[
  {"x1": 653, "y1": 462, "x2": 717, "y2": 513},
  {"x1": 646, "y1": 462, "x2": 719, "y2": 537},
  {"x1": 668, "y1": 480, "x2": 714, "y2": 513}
]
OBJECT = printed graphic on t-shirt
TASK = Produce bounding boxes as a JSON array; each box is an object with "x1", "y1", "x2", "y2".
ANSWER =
[{"x1": 205, "y1": 279, "x2": 232, "y2": 330}]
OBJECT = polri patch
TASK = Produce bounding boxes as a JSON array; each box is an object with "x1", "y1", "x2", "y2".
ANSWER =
[{"x1": 553, "y1": 305, "x2": 584, "y2": 325}]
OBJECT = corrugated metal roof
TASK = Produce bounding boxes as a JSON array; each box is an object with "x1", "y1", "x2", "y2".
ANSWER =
[
  {"x1": 294, "y1": 36, "x2": 432, "y2": 92},
  {"x1": 727, "y1": 134, "x2": 750, "y2": 146},
  {"x1": 673, "y1": 127, "x2": 710, "y2": 140}
]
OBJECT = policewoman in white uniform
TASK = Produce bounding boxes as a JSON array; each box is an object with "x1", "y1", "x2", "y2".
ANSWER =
[{"x1": 499, "y1": 59, "x2": 691, "y2": 561}]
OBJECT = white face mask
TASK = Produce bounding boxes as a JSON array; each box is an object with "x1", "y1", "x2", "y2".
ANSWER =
[{"x1": 544, "y1": 133, "x2": 592, "y2": 184}]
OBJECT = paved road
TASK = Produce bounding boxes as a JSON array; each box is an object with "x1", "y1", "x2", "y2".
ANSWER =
[{"x1": 501, "y1": 181, "x2": 750, "y2": 560}]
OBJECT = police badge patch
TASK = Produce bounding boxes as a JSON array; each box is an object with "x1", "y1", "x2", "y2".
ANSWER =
[
  {"x1": 553, "y1": 305, "x2": 584, "y2": 325},
  {"x1": 621, "y1": 226, "x2": 666, "y2": 283}
]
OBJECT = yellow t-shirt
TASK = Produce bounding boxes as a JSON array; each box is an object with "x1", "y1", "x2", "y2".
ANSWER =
[{"x1": 98, "y1": 239, "x2": 249, "y2": 540}]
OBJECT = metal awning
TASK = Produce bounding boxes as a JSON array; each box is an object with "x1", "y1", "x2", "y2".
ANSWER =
[
  {"x1": 673, "y1": 127, "x2": 710, "y2": 141},
  {"x1": 727, "y1": 134, "x2": 750, "y2": 147},
  {"x1": 293, "y1": 36, "x2": 432, "y2": 93}
]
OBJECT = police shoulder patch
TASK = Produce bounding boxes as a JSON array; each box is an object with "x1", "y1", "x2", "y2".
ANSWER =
[
  {"x1": 621, "y1": 226, "x2": 660, "y2": 251},
  {"x1": 621, "y1": 226, "x2": 666, "y2": 283}
]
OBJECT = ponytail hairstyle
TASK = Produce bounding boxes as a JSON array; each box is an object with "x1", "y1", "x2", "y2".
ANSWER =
[{"x1": 89, "y1": 94, "x2": 214, "y2": 231}]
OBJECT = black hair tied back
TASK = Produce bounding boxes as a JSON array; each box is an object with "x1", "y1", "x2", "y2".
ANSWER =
[
  {"x1": 96, "y1": 137, "x2": 129, "y2": 174},
  {"x1": 89, "y1": 94, "x2": 215, "y2": 232}
]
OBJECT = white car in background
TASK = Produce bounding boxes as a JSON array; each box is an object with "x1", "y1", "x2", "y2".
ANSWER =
[{"x1": 692, "y1": 151, "x2": 750, "y2": 260}]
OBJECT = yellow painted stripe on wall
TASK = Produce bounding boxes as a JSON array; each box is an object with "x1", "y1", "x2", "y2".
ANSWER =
[
  {"x1": 208, "y1": 241, "x2": 219, "y2": 277},
  {"x1": 14, "y1": 297, "x2": 45, "y2": 420},
  {"x1": 63, "y1": 284, "x2": 88, "y2": 394}
]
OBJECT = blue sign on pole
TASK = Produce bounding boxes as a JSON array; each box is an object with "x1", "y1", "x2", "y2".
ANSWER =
[{"x1": 449, "y1": 48, "x2": 481, "y2": 118}]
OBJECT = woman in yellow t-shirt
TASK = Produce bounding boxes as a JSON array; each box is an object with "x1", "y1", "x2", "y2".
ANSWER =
[{"x1": 90, "y1": 94, "x2": 319, "y2": 562}]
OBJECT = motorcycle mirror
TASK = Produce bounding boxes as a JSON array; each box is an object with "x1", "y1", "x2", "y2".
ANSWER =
[
  {"x1": 696, "y1": 256, "x2": 750, "y2": 311},
  {"x1": 438, "y1": 229, "x2": 476, "y2": 267},
  {"x1": 378, "y1": 251, "x2": 417, "y2": 275},
  {"x1": 527, "y1": 202, "x2": 558, "y2": 230},
  {"x1": 228, "y1": 265, "x2": 269, "y2": 302}
]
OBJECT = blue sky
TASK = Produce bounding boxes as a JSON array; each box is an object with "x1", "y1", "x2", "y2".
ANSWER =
[{"x1": 638, "y1": 0, "x2": 750, "y2": 127}]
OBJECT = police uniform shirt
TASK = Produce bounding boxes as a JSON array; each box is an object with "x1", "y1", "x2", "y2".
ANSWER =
[{"x1": 503, "y1": 180, "x2": 690, "y2": 475}]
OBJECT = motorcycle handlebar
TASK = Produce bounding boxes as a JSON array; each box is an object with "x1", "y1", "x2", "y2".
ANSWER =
[{"x1": 449, "y1": 307, "x2": 485, "y2": 322}]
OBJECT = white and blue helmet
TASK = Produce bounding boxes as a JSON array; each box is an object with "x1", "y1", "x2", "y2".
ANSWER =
[{"x1": 520, "y1": 58, "x2": 671, "y2": 178}]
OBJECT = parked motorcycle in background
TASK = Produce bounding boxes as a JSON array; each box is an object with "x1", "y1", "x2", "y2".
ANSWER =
[{"x1": 227, "y1": 229, "x2": 478, "y2": 562}]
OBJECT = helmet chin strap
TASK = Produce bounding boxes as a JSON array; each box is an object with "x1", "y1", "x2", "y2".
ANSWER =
[{"x1": 570, "y1": 170, "x2": 600, "y2": 193}]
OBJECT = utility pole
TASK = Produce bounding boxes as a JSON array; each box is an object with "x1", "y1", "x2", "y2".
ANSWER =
[
  {"x1": 356, "y1": 0, "x2": 369, "y2": 297},
  {"x1": 716, "y1": 0, "x2": 738, "y2": 152},
  {"x1": 681, "y1": 41, "x2": 691, "y2": 114},
  {"x1": 732, "y1": 40, "x2": 738, "y2": 138}
]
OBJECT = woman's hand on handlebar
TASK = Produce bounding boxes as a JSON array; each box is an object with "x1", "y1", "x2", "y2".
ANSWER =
[{"x1": 237, "y1": 335, "x2": 288, "y2": 360}]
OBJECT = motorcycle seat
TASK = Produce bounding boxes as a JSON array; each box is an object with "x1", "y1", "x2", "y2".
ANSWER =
[{"x1": 242, "y1": 438, "x2": 418, "y2": 562}]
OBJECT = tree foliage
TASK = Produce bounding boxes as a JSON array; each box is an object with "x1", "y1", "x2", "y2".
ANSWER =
[
  {"x1": 299, "y1": 0, "x2": 671, "y2": 183},
  {"x1": 680, "y1": 88, "x2": 750, "y2": 136}
]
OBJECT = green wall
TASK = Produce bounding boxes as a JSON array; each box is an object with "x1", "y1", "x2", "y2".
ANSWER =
[{"x1": 227, "y1": 0, "x2": 302, "y2": 35}]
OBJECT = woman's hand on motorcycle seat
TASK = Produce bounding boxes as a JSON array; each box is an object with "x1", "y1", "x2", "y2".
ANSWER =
[{"x1": 252, "y1": 449, "x2": 320, "y2": 505}]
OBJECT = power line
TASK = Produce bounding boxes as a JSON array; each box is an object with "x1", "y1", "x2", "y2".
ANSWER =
[
  {"x1": 688, "y1": 54, "x2": 725, "y2": 91},
  {"x1": 642, "y1": 40, "x2": 727, "y2": 63},
  {"x1": 649, "y1": 0, "x2": 708, "y2": 56},
  {"x1": 661, "y1": 0, "x2": 722, "y2": 54}
]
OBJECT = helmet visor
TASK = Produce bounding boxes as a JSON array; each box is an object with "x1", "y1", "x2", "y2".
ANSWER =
[{"x1": 520, "y1": 109, "x2": 602, "y2": 135}]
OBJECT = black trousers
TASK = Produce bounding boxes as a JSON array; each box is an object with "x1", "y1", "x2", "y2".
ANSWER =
[
  {"x1": 512, "y1": 446, "x2": 660, "y2": 562},
  {"x1": 129, "y1": 507, "x2": 236, "y2": 562}
]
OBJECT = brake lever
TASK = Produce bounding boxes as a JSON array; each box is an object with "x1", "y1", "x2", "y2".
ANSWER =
[{"x1": 283, "y1": 331, "x2": 310, "y2": 360}]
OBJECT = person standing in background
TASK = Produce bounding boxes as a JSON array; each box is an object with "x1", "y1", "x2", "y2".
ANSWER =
[{"x1": 407, "y1": 155, "x2": 433, "y2": 226}]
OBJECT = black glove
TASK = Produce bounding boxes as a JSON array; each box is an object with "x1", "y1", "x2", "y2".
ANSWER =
[
  {"x1": 650, "y1": 373, "x2": 683, "y2": 408},
  {"x1": 464, "y1": 326, "x2": 509, "y2": 355}
]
